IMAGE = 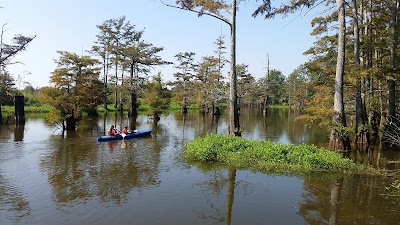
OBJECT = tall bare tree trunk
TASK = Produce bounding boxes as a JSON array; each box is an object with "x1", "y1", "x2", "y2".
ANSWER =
[
  {"x1": 119, "y1": 69, "x2": 125, "y2": 112},
  {"x1": 352, "y1": 0, "x2": 369, "y2": 146},
  {"x1": 182, "y1": 80, "x2": 188, "y2": 113},
  {"x1": 228, "y1": 0, "x2": 240, "y2": 136},
  {"x1": 330, "y1": 0, "x2": 350, "y2": 150},
  {"x1": 263, "y1": 54, "x2": 270, "y2": 116},
  {"x1": 388, "y1": 0, "x2": 398, "y2": 119},
  {"x1": 363, "y1": 0, "x2": 379, "y2": 144},
  {"x1": 114, "y1": 62, "x2": 118, "y2": 109},
  {"x1": 103, "y1": 53, "x2": 109, "y2": 110},
  {"x1": 128, "y1": 63, "x2": 138, "y2": 117}
]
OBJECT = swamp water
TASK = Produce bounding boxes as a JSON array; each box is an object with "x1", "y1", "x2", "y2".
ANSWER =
[{"x1": 0, "y1": 109, "x2": 399, "y2": 225}]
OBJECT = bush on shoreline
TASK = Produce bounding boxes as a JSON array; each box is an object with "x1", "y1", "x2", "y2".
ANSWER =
[
  {"x1": 1, "y1": 104, "x2": 54, "y2": 114},
  {"x1": 182, "y1": 134, "x2": 363, "y2": 174}
]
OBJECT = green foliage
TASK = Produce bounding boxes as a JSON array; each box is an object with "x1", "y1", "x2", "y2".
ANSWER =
[
  {"x1": 1, "y1": 105, "x2": 12, "y2": 114},
  {"x1": 357, "y1": 124, "x2": 370, "y2": 136},
  {"x1": 333, "y1": 124, "x2": 353, "y2": 140},
  {"x1": 285, "y1": 64, "x2": 313, "y2": 109},
  {"x1": 0, "y1": 32, "x2": 36, "y2": 68},
  {"x1": 44, "y1": 109, "x2": 63, "y2": 125},
  {"x1": 296, "y1": 83, "x2": 334, "y2": 127},
  {"x1": 237, "y1": 63, "x2": 256, "y2": 104},
  {"x1": 19, "y1": 86, "x2": 41, "y2": 106},
  {"x1": 1, "y1": 104, "x2": 53, "y2": 113},
  {"x1": 38, "y1": 86, "x2": 72, "y2": 117},
  {"x1": 143, "y1": 73, "x2": 171, "y2": 116},
  {"x1": 266, "y1": 69, "x2": 286, "y2": 105},
  {"x1": 0, "y1": 70, "x2": 16, "y2": 106},
  {"x1": 183, "y1": 134, "x2": 362, "y2": 173},
  {"x1": 193, "y1": 55, "x2": 226, "y2": 108},
  {"x1": 385, "y1": 180, "x2": 400, "y2": 196},
  {"x1": 41, "y1": 51, "x2": 105, "y2": 118}
]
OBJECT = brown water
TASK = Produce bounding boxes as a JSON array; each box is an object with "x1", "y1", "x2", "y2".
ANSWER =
[{"x1": 0, "y1": 109, "x2": 399, "y2": 225}]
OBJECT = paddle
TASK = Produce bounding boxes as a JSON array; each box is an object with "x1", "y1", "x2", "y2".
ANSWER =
[{"x1": 121, "y1": 133, "x2": 126, "y2": 140}]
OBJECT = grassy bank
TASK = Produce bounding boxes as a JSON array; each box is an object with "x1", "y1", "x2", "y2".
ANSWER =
[
  {"x1": 182, "y1": 134, "x2": 363, "y2": 174},
  {"x1": 1, "y1": 104, "x2": 54, "y2": 114}
]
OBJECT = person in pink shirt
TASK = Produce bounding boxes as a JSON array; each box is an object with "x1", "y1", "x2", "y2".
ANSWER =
[{"x1": 108, "y1": 125, "x2": 118, "y2": 136}]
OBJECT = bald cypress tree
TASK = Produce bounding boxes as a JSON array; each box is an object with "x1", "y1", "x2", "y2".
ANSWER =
[
  {"x1": 0, "y1": 23, "x2": 35, "y2": 124},
  {"x1": 161, "y1": 0, "x2": 241, "y2": 136}
]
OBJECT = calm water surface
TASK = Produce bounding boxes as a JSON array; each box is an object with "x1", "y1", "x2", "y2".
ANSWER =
[{"x1": 1, "y1": 109, "x2": 399, "y2": 225}]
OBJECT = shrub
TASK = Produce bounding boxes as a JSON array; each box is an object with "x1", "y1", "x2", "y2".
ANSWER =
[{"x1": 183, "y1": 134, "x2": 362, "y2": 173}]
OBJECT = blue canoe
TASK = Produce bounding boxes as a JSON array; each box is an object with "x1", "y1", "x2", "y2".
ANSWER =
[{"x1": 97, "y1": 129, "x2": 152, "y2": 142}]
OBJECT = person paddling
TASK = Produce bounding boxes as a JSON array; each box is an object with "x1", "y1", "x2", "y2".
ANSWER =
[
  {"x1": 108, "y1": 125, "x2": 118, "y2": 136},
  {"x1": 121, "y1": 126, "x2": 129, "y2": 134}
]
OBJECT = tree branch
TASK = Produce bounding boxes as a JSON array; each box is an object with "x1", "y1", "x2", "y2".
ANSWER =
[
  {"x1": 159, "y1": 0, "x2": 231, "y2": 26},
  {"x1": 0, "y1": 35, "x2": 36, "y2": 66}
]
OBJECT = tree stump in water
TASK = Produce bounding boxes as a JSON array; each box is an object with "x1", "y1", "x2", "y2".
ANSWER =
[
  {"x1": 0, "y1": 106, "x2": 3, "y2": 124},
  {"x1": 14, "y1": 96, "x2": 25, "y2": 124}
]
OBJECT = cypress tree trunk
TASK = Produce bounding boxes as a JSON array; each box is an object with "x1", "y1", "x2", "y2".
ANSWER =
[
  {"x1": 128, "y1": 63, "x2": 138, "y2": 117},
  {"x1": 129, "y1": 114, "x2": 137, "y2": 131},
  {"x1": 215, "y1": 106, "x2": 221, "y2": 116},
  {"x1": 329, "y1": 0, "x2": 350, "y2": 150},
  {"x1": 103, "y1": 56, "x2": 108, "y2": 110},
  {"x1": 263, "y1": 97, "x2": 268, "y2": 116},
  {"x1": 66, "y1": 115, "x2": 76, "y2": 131},
  {"x1": 388, "y1": 0, "x2": 398, "y2": 119},
  {"x1": 182, "y1": 97, "x2": 187, "y2": 113},
  {"x1": 352, "y1": 0, "x2": 369, "y2": 145},
  {"x1": 114, "y1": 63, "x2": 118, "y2": 109},
  {"x1": 129, "y1": 91, "x2": 138, "y2": 117},
  {"x1": 228, "y1": 0, "x2": 240, "y2": 136},
  {"x1": 368, "y1": 78, "x2": 379, "y2": 144}
]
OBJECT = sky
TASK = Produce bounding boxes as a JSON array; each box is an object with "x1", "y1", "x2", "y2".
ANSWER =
[{"x1": 1, "y1": 0, "x2": 320, "y2": 88}]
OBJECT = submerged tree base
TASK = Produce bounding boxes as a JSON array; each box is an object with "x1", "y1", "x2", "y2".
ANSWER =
[{"x1": 182, "y1": 134, "x2": 363, "y2": 174}]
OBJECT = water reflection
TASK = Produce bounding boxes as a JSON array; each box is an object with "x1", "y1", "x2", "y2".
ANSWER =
[
  {"x1": 241, "y1": 108, "x2": 329, "y2": 146},
  {"x1": 299, "y1": 175, "x2": 400, "y2": 225},
  {"x1": 1, "y1": 110, "x2": 400, "y2": 224},
  {"x1": 39, "y1": 114, "x2": 161, "y2": 206},
  {"x1": 225, "y1": 169, "x2": 236, "y2": 225},
  {"x1": 0, "y1": 173, "x2": 31, "y2": 223},
  {"x1": 14, "y1": 124, "x2": 25, "y2": 141},
  {"x1": 192, "y1": 168, "x2": 238, "y2": 224},
  {"x1": 0, "y1": 124, "x2": 13, "y2": 141}
]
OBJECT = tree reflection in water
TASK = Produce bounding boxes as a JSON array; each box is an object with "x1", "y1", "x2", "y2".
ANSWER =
[
  {"x1": 2, "y1": 110, "x2": 400, "y2": 224},
  {"x1": 192, "y1": 168, "x2": 248, "y2": 225},
  {"x1": 299, "y1": 175, "x2": 400, "y2": 225},
  {"x1": 225, "y1": 169, "x2": 236, "y2": 225},
  {"x1": 40, "y1": 115, "x2": 163, "y2": 206}
]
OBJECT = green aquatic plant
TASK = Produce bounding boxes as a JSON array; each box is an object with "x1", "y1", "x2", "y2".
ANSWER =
[
  {"x1": 183, "y1": 134, "x2": 363, "y2": 174},
  {"x1": 385, "y1": 180, "x2": 400, "y2": 196}
]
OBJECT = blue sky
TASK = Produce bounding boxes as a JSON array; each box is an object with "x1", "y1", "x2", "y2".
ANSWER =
[{"x1": 1, "y1": 0, "x2": 319, "y2": 88}]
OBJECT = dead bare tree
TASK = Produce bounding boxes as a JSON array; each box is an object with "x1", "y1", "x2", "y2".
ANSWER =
[{"x1": 382, "y1": 116, "x2": 400, "y2": 148}]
